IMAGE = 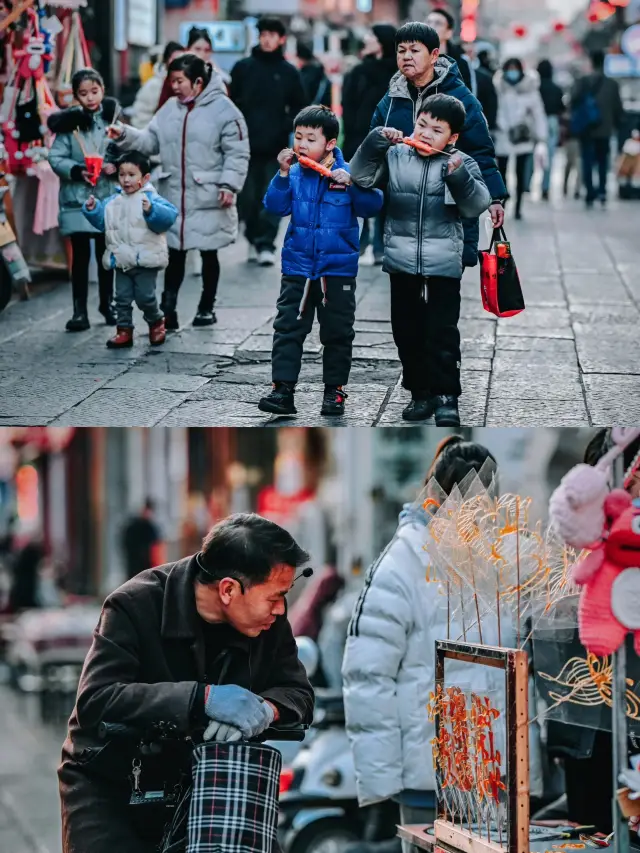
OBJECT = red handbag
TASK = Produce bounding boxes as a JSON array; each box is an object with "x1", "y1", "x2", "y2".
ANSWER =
[{"x1": 478, "y1": 227, "x2": 525, "y2": 318}]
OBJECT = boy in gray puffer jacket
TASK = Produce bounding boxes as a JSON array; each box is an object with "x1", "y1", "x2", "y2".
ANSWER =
[{"x1": 349, "y1": 94, "x2": 491, "y2": 427}]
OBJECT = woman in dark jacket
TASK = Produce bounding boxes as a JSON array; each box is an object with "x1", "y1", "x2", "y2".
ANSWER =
[{"x1": 537, "y1": 59, "x2": 565, "y2": 201}]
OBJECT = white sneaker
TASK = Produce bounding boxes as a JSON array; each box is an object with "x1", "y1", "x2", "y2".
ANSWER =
[
  {"x1": 258, "y1": 250, "x2": 276, "y2": 267},
  {"x1": 360, "y1": 245, "x2": 375, "y2": 266},
  {"x1": 247, "y1": 245, "x2": 258, "y2": 264}
]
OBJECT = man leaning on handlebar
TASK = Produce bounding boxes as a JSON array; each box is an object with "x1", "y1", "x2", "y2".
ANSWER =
[{"x1": 58, "y1": 513, "x2": 315, "y2": 853}]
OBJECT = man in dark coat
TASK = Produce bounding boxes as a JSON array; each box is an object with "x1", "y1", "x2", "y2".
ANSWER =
[
  {"x1": 297, "y1": 41, "x2": 332, "y2": 108},
  {"x1": 59, "y1": 513, "x2": 315, "y2": 853},
  {"x1": 230, "y1": 17, "x2": 307, "y2": 267},
  {"x1": 120, "y1": 498, "x2": 163, "y2": 580},
  {"x1": 370, "y1": 22, "x2": 506, "y2": 268}
]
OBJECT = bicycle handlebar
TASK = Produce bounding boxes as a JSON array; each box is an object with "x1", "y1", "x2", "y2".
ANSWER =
[{"x1": 98, "y1": 721, "x2": 307, "y2": 743}]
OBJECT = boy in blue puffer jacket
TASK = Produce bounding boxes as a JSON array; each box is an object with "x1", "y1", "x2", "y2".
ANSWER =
[{"x1": 258, "y1": 106, "x2": 383, "y2": 418}]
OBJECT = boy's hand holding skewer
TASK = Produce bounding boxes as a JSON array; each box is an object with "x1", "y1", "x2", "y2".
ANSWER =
[
  {"x1": 447, "y1": 152, "x2": 464, "y2": 174},
  {"x1": 381, "y1": 127, "x2": 404, "y2": 144},
  {"x1": 277, "y1": 148, "x2": 295, "y2": 176}
]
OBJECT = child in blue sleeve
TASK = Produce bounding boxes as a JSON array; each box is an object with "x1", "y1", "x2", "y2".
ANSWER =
[
  {"x1": 258, "y1": 105, "x2": 383, "y2": 418},
  {"x1": 83, "y1": 151, "x2": 178, "y2": 349}
]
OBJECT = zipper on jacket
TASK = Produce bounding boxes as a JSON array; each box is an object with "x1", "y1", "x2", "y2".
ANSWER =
[
  {"x1": 179, "y1": 106, "x2": 192, "y2": 249},
  {"x1": 416, "y1": 158, "x2": 430, "y2": 276}
]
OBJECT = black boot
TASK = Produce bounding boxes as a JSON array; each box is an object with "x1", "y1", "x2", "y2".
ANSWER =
[
  {"x1": 99, "y1": 301, "x2": 117, "y2": 326},
  {"x1": 433, "y1": 395, "x2": 461, "y2": 427},
  {"x1": 66, "y1": 301, "x2": 90, "y2": 332},
  {"x1": 402, "y1": 395, "x2": 435, "y2": 422},
  {"x1": 193, "y1": 307, "x2": 217, "y2": 327},
  {"x1": 160, "y1": 291, "x2": 179, "y2": 331},
  {"x1": 321, "y1": 385, "x2": 347, "y2": 417},
  {"x1": 258, "y1": 382, "x2": 297, "y2": 416}
]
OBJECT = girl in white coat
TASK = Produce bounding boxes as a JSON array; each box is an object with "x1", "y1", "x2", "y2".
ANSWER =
[
  {"x1": 342, "y1": 436, "x2": 543, "y2": 852},
  {"x1": 494, "y1": 58, "x2": 548, "y2": 220},
  {"x1": 109, "y1": 54, "x2": 249, "y2": 330}
]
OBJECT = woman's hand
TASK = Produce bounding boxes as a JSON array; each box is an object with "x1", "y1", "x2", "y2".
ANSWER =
[
  {"x1": 489, "y1": 202, "x2": 505, "y2": 228},
  {"x1": 330, "y1": 168, "x2": 352, "y2": 186},
  {"x1": 81, "y1": 170, "x2": 94, "y2": 185},
  {"x1": 102, "y1": 163, "x2": 117, "y2": 176},
  {"x1": 381, "y1": 127, "x2": 404, "y2": 144},
  {"x1": 277, "y1": 148, "x2": 295, "y2": 176},
  {"x1": 106, "y1": 123, "x2": 124, "y2": 140},
  {"x1": 218, "y1": 189, "x2": 235, "y2": 209}
]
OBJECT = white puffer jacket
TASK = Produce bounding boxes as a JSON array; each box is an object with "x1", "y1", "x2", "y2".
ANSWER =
[
  {"x1": 116, "y1": 73, "x2": 250, "y2": 253},
  {"x1": 342, "y1": 504, "x2": 542, "y2": 807},
  {"x1": 494, "y1": 71, "x2": 548, "y2": 157},
  {"x1": 82, "y1": 184, "x2": 178, "y2": 271}
]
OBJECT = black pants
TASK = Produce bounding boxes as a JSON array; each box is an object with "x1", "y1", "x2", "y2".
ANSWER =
[
  {"x1": 272, "y1": 275, "x2": 356, "y2": 386},
  {"x1": 580, "y1": 137, "x2": 610, "y2": 203},
  {"x1": 239, "y1": 155, "x2": 281, "y2": 252},
  {"x1": 389, "y1": 273, "x2": 462, "y2": 398},
  {"x1": 70, "y1": 232, "x2": 113, "y2": 308},
  {"x1": 497, "y1": 153, "x2": 532, "y2": 216},
  {"x1": 163, "y1": 248, "x2": 220, "y2": 313}
]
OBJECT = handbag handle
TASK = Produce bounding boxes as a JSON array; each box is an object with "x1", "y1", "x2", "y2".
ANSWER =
[{"x1": 489, "y1": 226, "x2": 508, "y2": 252}]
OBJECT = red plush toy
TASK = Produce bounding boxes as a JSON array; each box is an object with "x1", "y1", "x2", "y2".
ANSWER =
[{"x1": 572, "y1": 491, "x2": 640, "y2": 657}]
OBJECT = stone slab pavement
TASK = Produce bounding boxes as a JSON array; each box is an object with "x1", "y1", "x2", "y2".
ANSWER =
[{"x1": 0, "y1": 193, "x2": 638, "y2": 427}]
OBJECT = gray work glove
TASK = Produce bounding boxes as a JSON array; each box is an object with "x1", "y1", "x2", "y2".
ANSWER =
[{"x1": 203, "y1": 720, "x2": 243, "y2": 743}]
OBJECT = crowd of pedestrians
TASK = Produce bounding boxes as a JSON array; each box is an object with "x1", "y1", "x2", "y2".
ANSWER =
[{"x1": 44, "y1": 10, "x2": 632, "y2": 424}]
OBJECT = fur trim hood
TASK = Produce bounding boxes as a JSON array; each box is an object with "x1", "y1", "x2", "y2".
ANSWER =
[{"x1": 47, "y1": 97, "x2": 120, "y2": 134}]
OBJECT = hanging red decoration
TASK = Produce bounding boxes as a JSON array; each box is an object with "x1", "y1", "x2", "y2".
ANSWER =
[
  {"x1": 513, "y1": 24, "x2": 527, "y2": 38},
  {"x1": 553, "y1": 20, "x2": 566, "y2": 32}
]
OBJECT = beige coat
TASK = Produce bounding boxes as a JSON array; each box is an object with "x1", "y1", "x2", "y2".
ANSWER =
[{"x1": 116, "y1": 74, "x2": 250, "y2": 252}]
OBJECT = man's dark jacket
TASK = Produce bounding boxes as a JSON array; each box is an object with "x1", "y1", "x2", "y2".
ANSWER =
[
  {"x1": 58, "y1": 556, "x2": 314, "y2": 853},
  {"x1": 342, "y1": 55, "x2": 398, "y2": 161},
  {"x1": 230, "y1": 46, "x2": 307, "y2": 157},
  {"x1": 371, "y1": 57, "x2": 506, "y2": 267}
]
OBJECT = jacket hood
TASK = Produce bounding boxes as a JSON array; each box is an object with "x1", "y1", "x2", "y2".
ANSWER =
[
  {"x1": 388, "y1": 55, "x2": 458, "y2": 99},
  {"x1": 47, "y1": 97, "x2": 119, "y2": 134},
  {"x1": 251, "y1": 45, "x2": 285, "y2": 62},
  {"x1": 495, "y1": 69, "x2": 540, "y2": 95},
  {"x1": 192, "y1": 72, "x2": 227, "y2": 107}
]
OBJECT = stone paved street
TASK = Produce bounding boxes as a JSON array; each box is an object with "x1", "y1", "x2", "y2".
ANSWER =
[{"x1": 0, "y1": 193, "x2": 638, "y2": 427}]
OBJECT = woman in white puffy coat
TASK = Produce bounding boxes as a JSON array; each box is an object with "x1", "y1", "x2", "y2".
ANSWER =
[
  {"x1": 342, "y1": 436, "x2": 542, "y2": 852},
  {"x1": 494, "y1": 58, "x2": 548, "y2": 220},
  {"x1": 110, "y1": 53, "x2": 249, "y2": 330}
]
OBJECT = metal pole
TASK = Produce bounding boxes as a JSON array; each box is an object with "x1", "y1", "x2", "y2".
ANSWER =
[{"x1": 612, "y1": 453, "x2": 629, "y2": 853}]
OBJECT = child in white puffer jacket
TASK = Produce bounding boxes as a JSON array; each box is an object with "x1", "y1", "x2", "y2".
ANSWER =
[{"x1": 83, "y1": 151, "x2": 178, "y2": 349}]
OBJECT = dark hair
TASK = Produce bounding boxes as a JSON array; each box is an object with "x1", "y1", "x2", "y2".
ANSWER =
[
  {"x1": 584, "y1": 429, "x2": 640, "y2": 473},
  {"x1": 163, "y1": 40, "x2": 183, "y2": 66},
  {"x1": 197, "y1": 513, "x2": 309, "y2": 589},
  {"x1": 188, "y1": 27, "x2": 212, "y2": 49},
  {"x1": 372, "y1": 23, "x2": 398, "y2": 60},
  {"x1": 503, "y1": 57, "x2": 524, "y2": 74},
  {"x1": 425, "y1": 435, "x2": 497, "y2": 495},
  {"x1": 296, "y1": 40, "x2": 314, "y2": 62},
  {"x1": 72, "y1": 68, "x2": 105, "y2": 97},
  {"x1": 537, "y1": 59, "x2": 553, "y2": 79},
  {"x1": 395, "y1": 22, "x2": 440, "y2": 53},
  {"x1": 168, "y1": 53, "x2": 212, "y2": 88},
  {"x1": 590, "y1": 49, "x2": 605, "y2": 70},
  {"x1": 429, "y1": 7, "x2": 455, "y2": 31},
  {"x1": 257, "y1": 16, "x2": 286, "y2": 37},
  {"x1": 418, "y1": 93, "x2": 466, "y2": 134},
  {"x1": 144, "y1": 497, "x2": 156, "y2": 512},
  {"x1": 118, "y1": 150, "x2": 152, "y2": 177},
  {"x1": 294, "y1": 105, "x2": 340, "y2": 142}
]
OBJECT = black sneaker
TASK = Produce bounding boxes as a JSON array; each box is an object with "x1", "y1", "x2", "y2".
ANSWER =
[
  {"x1": 193, "y1": 310, "x2": 217, "y2": 327},
  {"x1": 321, "y1": 385, "x2": 348, "y2": 417},
  {"x1": 402, "y1": 397, "x2": 435, "y2": 422},
  {"x1": 433, "y1": 395, "x2": 461, "y2": 427},
  {"x1": 164, "y1": 311, "x2": 179, "y2": 331},
  {"x1": 258, "y1": 382, "x2": 297, "y2": 416}
]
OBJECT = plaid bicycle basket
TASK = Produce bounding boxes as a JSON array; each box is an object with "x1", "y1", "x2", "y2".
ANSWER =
[{"x1": 186, "y1": 741, "x2": 282, "y2": 853}]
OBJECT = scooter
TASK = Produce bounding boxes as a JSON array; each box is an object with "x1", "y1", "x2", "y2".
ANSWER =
[{"x1": 278, "y1": 640, "x2": 399, "y2": 853}]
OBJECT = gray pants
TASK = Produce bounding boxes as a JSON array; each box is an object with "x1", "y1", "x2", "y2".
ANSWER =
[
  {"x1": 115, "y1": 267, "x2": 163, "y2": 328},
  {"x1": 399, "y1": 804, "x2": 436, "y2": 853}
]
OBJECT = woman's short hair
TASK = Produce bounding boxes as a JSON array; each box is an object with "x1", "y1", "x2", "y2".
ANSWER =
[{"x1": 425, "y1": 434, "x2": 497, "y2": 495}]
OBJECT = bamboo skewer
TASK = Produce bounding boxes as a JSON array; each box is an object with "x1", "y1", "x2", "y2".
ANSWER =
[{"x1": 73, "y1": 130, "x2": 88, "y2": 158}]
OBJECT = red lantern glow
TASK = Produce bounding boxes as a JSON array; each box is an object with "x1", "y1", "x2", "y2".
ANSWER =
[
  {"x1": 513, "y1": 24, "x2": 527, "y2": 38},
  {"x1": 553, "y1": 20, "x2": 566, "y2": 32}
]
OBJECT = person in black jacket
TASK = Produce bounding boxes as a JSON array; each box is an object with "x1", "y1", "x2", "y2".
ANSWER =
[
  {"x1": 537, "y1": 59, "x2": 565, "y2": 201},
  {"x1": 59, "y1": 513, "x2": 315, "y2": 853},
  {"x1": 341, "y1": 24, "x2": 397, "y2": 264},
  {"x1": 230, "y1": 17, "x2": 307, "y2": 267},
  {"x1": 297, "y1": 41, "x2": 331, "y2": 107}
]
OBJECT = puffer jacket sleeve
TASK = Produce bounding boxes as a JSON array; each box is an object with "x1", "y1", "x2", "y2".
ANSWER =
[
  {"x1": 217, "y1": 103, "x2": 250, "y2": 193},
  {"x1": 49, "y1": 133, "x2": 79, "y2": 181},
  {"x1": 349, "y1": 128, "x2": 391, "y2": 190},
  {"x1": 82, "y1": 197, "x2": 109, "y2": 232},
  {"x1": 342, "y1": 544, "x2": 414, "y2": 806},
  {"x1": 458, "y1": 92, "x2": 507, "y2": 200},
  {"x1": 144, "y1": 194, "x2": 179, "y2": 234},
  {"x1": 116, "y1": 113, "x2": 161, "y2": 158},
  {"x1": 445, "y1": 156, "x2": 491, "y2": 218},
  {"x1": 264, "y1": 173, "x2": 292, "y2": 217}
]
